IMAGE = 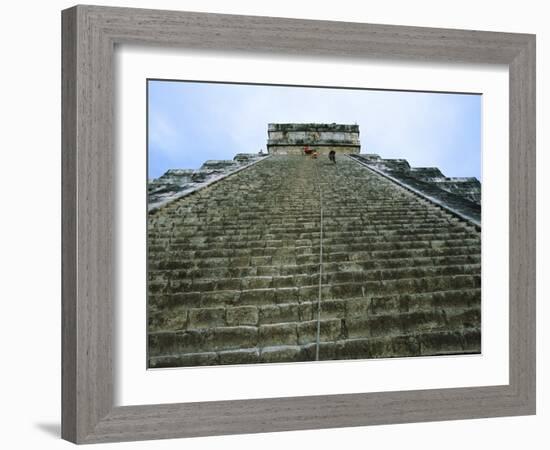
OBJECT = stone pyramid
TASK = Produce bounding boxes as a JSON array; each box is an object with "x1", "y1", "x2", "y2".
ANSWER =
[{"x1": 147, "y1": 124, "x2": 481, "y2": 368}]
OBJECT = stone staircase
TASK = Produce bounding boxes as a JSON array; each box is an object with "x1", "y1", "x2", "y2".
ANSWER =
[{"x1": 147, "y1": 155, "x2": 481, "y2": 368}]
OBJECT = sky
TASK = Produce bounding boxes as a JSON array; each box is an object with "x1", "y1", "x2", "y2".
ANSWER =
[{"x1": 148, "y1": 80, "x2": 481, "y2": 181}]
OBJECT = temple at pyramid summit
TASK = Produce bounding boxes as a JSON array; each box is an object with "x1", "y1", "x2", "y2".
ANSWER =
[
  {"x1": 267, "y1": 123, "x2": 360, "y2": 155},
  {"x1": 147, "y1": 123, "x2": 482, "y2": 368}
]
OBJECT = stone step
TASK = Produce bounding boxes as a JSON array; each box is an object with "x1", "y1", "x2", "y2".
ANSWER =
[
  {"x1": 148, "y1": 244, "x2": 478, "y2": 264},
  {"x1": 148, "y1": 254, "x2": 481, "y2": 281},
  {"x1": 147, "y1": 231, "x2": 475, "y2": 252},
  {"x1": 345, "y1": 307, "x2": 480, "y2": 339},
  {"x1": 148, "y1": 224, "x2": 477, "y2": 241},
  {"x1": 148, "y1": 263, "x2": 480, "y2": 294},
  {"x1": 148, "y1": 327, "x2": 481, "y2": 367},
  {"x1": 148, "y1": 244, "x2": 480, "y2": 271},
  {"x1": 365, "y1": 288, "x2": 481, "y2": 315},
  {"x1": 153, "y1": 203, "x2": 455, "y2": 214},
  {"x1": 148, "y1": 318, "x2": 345, "y2": 355},
  {"x1": 148, "y1": 288, "x2": 480, "y2": 333},
  {"x1": 310, "y1": 327, "x2": 481, "y2": 361},
  {"x1": 150, "y1": 214, "x2": 459, "y2": 229},
  {"x1": 150, "y1": 215, "x2": 476, "y2": 230},
  {"x1": 150, "y1": 273, "x2": 480, "y2": 310},
  {"x1": 155, "y1": 213, "x2": 452, "y2": 224}
]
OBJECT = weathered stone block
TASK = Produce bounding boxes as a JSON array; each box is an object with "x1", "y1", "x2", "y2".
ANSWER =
[
  {"x1": 272, "y1": 275, "x2": 295, "y2": 288},
  {"x1": 298, "y1": 286, "x2": 318, "y2": 301},
  {"x1": 250, "y1": 256, "x2": 272, "y2": 266},
  {"x1": 208, "y1": 326, "x2": 258, "y2": 351},
  {"x1": 200, "y1": 290, "x2": 240, "y2": 307},
  {"x1": 148, "y1": 305, "x2": 188, "y2": 332},
  {"x1": 256, "y1": 266, "x2": 280, "y2": 276},
  {"x1": 226, "y1": 306, "x2": 259, "y2": 326},
  {"x1": 329, "y1": 283, "x2": 364, "y2": 299},
  {"x1": 241, "y1": 276, "x2": 273, "y2": 290},
  {"x1": 214, "y1": 278, "x2": 242, "y2": 290},
  {"x1": 260, "y1": 345, "x2": 303, "y2": 363},
  {"x1": 418, "y1": 331, "x2": 465, "y2": 355},
  {"x1": 399, "y1": 311, "x2": 445, "y2": 333},
  {"x1": 259, "y1": 304, "x2": 300, "y2": 324},
  {"x1": 259, "y1": 323, "x2": 298, "y2": 346},
  {"x1": 338, "y1": 338, "x2": 378, "y2": 360},
  {"x1": 219, "y1": 348, "x2": 260, "y2": 365},
  {"x1": 275, "y1": 287, "x2": 299, "y2": 303},
  {"x1": 346, "y1": 298, "x2": 370, "y2": 318},
  {"x1": 326, "y1": 271, "x2": 355, "y2": 284},
  {"x1": 462, "y1": 328, "x2": 481, "y2": 352},
  {"x1": 301, "y1": 341, "x2": 343, "y2": 361},
  {"x1": 188, "y1": 307, "x2": 225, "y2": 329},
  {"x1": 298, "y1": 302, "x2": 314, "y2": 321},
  {"x1": 240, "y1": 289, "x2": 275, "y2": 305},
  {"x1": 390, "y1": 336, "x2": 421, "y2": 357},
  {"x1": 297, "y1": 319, "x2": 341, "y2": 345},
  {"x1": 312, "y1": 299, "x2": 347, "y2": 319},
  {"x1": 148, "y1": 330, "x2": 207, "y2": 356},
  {"x1": 346, "y1": 317, "x2": 375, "y2": 339},
  {"x1": 447, "y1": 308, "x2": 481, "y2": 330},
  {"x1": 149, "y1": 352, "x2": 218, "y2": 368}
]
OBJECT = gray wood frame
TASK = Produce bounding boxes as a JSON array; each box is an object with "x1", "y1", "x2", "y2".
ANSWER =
[{"x1": 62, "y1": 4, "x2": 536, "y2": 444}]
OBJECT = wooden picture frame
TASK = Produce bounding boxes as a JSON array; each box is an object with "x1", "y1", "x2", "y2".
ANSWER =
[{"x1": 61, "y1": 4, "x2": 536, "y2": 444}]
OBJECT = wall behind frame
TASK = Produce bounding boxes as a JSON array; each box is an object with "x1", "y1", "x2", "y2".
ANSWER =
[{"x1": 0, "y1": 1, "x2": 546, "y2": 449}]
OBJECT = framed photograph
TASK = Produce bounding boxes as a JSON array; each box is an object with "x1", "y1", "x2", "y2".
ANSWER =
[{"x1": 62, "y1": 5, "x2": 536, "y2": 444}]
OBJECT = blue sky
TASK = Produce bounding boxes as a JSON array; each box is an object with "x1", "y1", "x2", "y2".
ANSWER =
[{"x1": 148, "y1": 80, "x2": 481, "y2": 181}]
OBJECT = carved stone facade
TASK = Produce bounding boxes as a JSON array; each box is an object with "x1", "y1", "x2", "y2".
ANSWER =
[{"x1": 267, "y1": 123, "x2": 360, "y2": 155}]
